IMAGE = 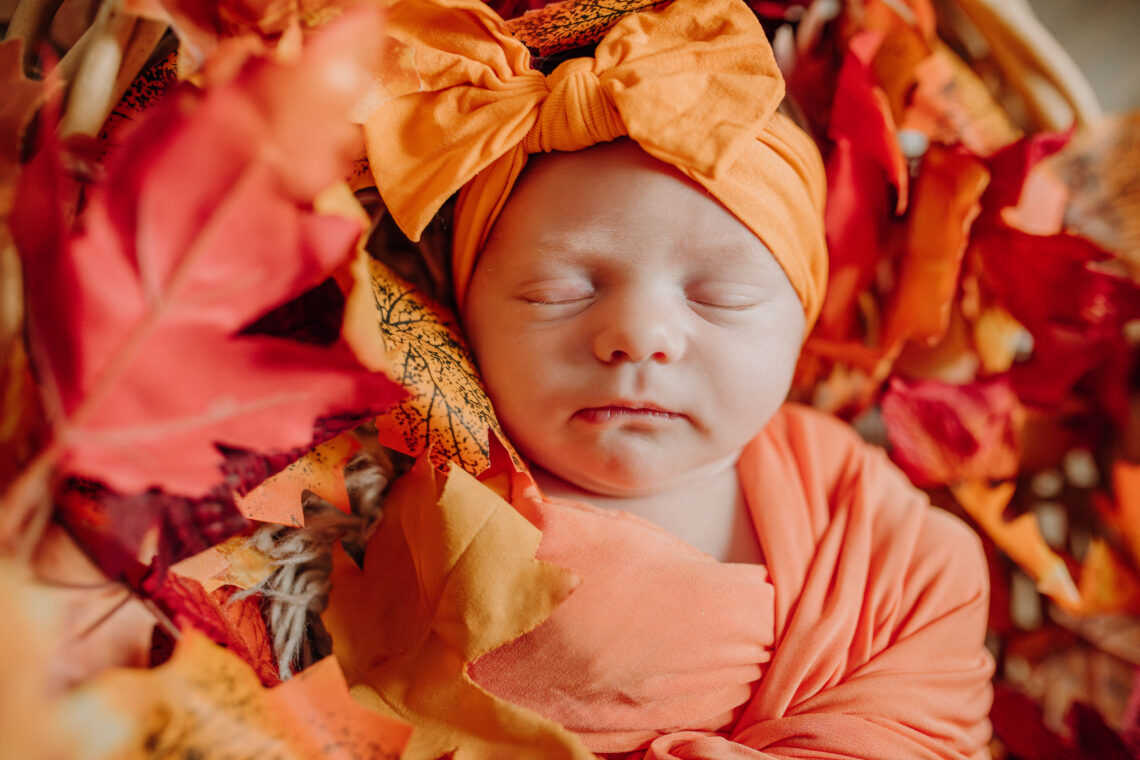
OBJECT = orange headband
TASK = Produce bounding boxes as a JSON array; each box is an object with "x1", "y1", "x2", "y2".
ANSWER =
[{"x1": 364, "y1": 0, "x2": 828, "y2": 328}]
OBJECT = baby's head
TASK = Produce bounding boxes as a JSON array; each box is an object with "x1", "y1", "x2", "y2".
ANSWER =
[
  {"x1": 364, "y1": 0, "x2": 828, "y2": 495},
  {"x1": 461, "y1": 139, "x2": 808, "y2": 497}
]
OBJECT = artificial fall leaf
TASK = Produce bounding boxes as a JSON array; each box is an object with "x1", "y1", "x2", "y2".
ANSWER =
[
  {"x1": 504, "y1": 0, "x2": 669, "y2": 57},
  {"x1": 1052, "y1": 605, "x2": 1140, "y2": 670},
  {"x1": 151, "y1": 572, "x2": 281, "y2": 685},
  {"x1": 970, "y1": 130, "x2": 1140, "y2": 420},
  {"x1": 880, "y1": 144, "x2": 989, "y2": 352},
  {"x1": 889, "y1": 304, "x2": 981, "y2": 385},
  {"x1": 1075, "y1": 538, "x2": 1140, "y2": 616},
  {"x1": 1042, "y1": 111, "x2": 1140, "y2": 277},
  {"x1": 343, "y1": 251, "x2": 522, "y2": 477},
  {"x1": 951, "y1": 480, "x2": 1080, "y2": 612},
  {"x1": 976, "y1": 131, "x2": 1070, "y2": 228},
  {"x1": 322, "y1": 455, "x2": 588, "y2": 760},
  {"x1": 993, "y1": 644, "x2": 1137, "y2": 758},
  {"x1": 1107, "y1": 460, "x2": 1140, "y2": 570},
  {"x1": 813, "y1": 29, "x2": 908, "y2": 341},
  {"x1": 795, "y1": 359, "x2": 875, "y2": 417},
  {"x1": 829, "y1": 30, "x2": 909, "y2": 214},
  {"x1": 124, "y1": 0, "x2": 359, "y2": 77},
  {"x1": 0, "y1": 38, "x2": 61, "y2": 217},
  {"x1": 794, "y1": 336, "x2": 888, "y2": 412},
  {"x1": 170, "y1": 532, "x2": 275, "y2": 593},
  {"x1": 0, "y1": 557, "x2": 72, "y2": 760},
  {"x1": 989, "y1": 684, "x2": 1071, "y2": 760},
  {"x1": 10, "y1": 9, "x2": 402, "y2": 498},
  {"x1": 58, "y1": 629, "x2": 411, "y2": 760},
  {"x1": 235, "y1": 430, "x2": 362, "y2": 527},
  {"x1": 881, "y1": 375, "x2": 1024, "y2": 487},
  {"x1": 901, "y1": 42, "x2": 1022, "y2": 158},
  {"x1": 1065, "y1": 702, "x2": 1136, "y2": 760},
  {"x1": 29, "y1": 523, "x2": 156, "y2": 688},
  {"x1": 815, "y1": 138, "x2": 893, "y2": 341},
  {"x1": 973, "y1": 226, "x2": 1140, "y2": 418},
  {"x1": 970, "y1": 303, "x2": 1028, "y2": 375},
  {"x1": 859, "y1": 0, "x2": 933, "y2": 123}
]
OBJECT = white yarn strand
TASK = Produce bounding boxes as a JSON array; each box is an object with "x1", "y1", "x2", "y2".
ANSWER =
[{"x1": 234, "y1": 447, "x2": 397, "y2": 679}]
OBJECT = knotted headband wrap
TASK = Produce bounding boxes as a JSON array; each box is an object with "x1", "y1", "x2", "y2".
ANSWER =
[{"x1": 364, "y1": 0, "x2": 829, "y2": 329}]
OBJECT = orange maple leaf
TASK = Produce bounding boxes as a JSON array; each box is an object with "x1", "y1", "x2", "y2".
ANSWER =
[
  {"x1": 951, "y1": 479, "x2": 1080, "y2": 612},
  {"x1": 1075, "y1": 538, "x2": 1140, "y2": 616},
  {"x1": 880, "y1": 144, "x2": 990, "y2": 353},
  {"x1": 235, "y1": 430, "x2": 362, "y2": 527},
  {"x1": 505, "y1": 0, "x2": 671, "y2": 56},
  {"x1": 1105, "y1": 460, "x2": 1140, "y2": 571}
]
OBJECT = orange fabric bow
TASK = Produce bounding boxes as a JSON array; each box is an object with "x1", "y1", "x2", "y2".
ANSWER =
[{"x1": 364, "y1": 0, "x2": 828, "y2": 328}]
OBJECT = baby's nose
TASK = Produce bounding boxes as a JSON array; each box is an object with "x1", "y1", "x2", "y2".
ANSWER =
[{"x1": 592, "y1": 292, "x2": 686, "y2": 364}]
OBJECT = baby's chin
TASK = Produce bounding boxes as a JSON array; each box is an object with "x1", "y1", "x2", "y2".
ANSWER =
[
  {"x1": 534, "y1": 467, "x2": 665, "y2": 500},
  {"x1": 529, "y1": 453, "x2": 722, "y2": 501}
]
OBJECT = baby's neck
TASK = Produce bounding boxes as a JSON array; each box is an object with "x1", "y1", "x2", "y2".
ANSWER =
[{"x1": 532, "y1": 459, "x2": 764, "y2": 565}]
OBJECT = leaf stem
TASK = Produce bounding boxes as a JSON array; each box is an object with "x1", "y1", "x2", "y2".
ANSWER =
[
  {"x1": 141, "y1": 595, "x2": 182, "y2": 641},
  {"x1": 3, "y1": 0, "x2": 66, "y2": 72},
  {"x1": 0, "y1": 438, "x2": 63, "y2": 561}
]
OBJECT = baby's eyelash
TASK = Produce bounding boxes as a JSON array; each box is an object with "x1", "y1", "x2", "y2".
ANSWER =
[
  {"x1": 517, "y1": 282, "x2": 595, "y2": 305},
  {"x1": 686, "y1": 288, "x2": 765, "y2": 310},
  {"x1": 523, "y1": 295, "x2": 591, "y2": 305},
  {"x1": 689, "y1": 295, "x2": 761, "y2": 309}
]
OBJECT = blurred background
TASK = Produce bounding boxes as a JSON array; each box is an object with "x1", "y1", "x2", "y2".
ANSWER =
[{"x1": 1029, "y1": 0, "x2": 1140, "y2": 112}]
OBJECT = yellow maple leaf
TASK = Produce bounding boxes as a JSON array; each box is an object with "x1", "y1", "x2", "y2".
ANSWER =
[
  {"x1": 322, "y1": 455, "x2": 589, "y2": 759},
  {"x1": 59, "y1": 630, "x2": 411, "y2": 760}
]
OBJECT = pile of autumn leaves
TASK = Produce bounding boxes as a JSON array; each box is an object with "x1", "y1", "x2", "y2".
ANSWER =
[
  {"x1": 0, "y1": 4, "x2": 420, "y2": 757},
  {"x1": 766, "y1": 0, "x2": 1140, "y2": 753},
  {"x1": 0, "y1": 0, "x2": 1138, "y2": 757}
]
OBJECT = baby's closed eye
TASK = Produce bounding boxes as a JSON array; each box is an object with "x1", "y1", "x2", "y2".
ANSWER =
[
  {"x1": 516, "y1": 279, "x2": 595, "y2": 306},
  {"x1": 685, "y1": 282, "x2": 768, "y2": 310}
]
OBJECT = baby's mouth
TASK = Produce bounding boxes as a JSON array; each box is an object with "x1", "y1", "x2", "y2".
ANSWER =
[{"x1": 573, "y1": 403, "x2": 684, "y2": 424}]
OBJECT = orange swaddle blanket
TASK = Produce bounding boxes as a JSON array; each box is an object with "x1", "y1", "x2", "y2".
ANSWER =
[
  {"x1": 325, "y1": 405, "x2": 993, "y2": 758},
  {"x1": 469, "y1": 405, "x2": 993, "y2": 759},
  {"x1": 469, "y1": 497, "x2": 777, "y2": 753}
]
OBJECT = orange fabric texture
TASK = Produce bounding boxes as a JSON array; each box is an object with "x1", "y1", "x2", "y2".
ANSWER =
[
  {"x1": 363, "y1": 0, "x2": 828, "y2": 328},
  {"x1": 470, "y1": 404, "x2": 994, "y2": 758}
]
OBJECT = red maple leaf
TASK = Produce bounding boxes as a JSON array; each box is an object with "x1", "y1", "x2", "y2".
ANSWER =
[
  {"x1": 881, "y1": 375, "x2": 1024, "y2": 487},
  {"x1": 11, "y1": 8, "x2": 402, "y2": 500},
  {"x1": 152, "y1": 574, "x2": 282, "y2": 686},
  {"x1": 812, "y1": 29, "x2": 908, "y2": 342}
]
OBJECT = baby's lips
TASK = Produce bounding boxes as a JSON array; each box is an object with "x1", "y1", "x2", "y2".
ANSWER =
[{"x1": 573, "y1": 404, "x2": 685, "y2": 424}]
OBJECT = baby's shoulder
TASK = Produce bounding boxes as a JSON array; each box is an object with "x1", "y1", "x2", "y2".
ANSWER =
[
  {"x1": 753, "y1": 402, "x2": 881, "y2": 502},
  {"x1": 752, "y1": 403, "x2": 984, "y2": 572}
]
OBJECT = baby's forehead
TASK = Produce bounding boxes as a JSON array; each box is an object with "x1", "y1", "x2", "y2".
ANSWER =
[{"x1": 487, "y1": 140, "x2": 782, "y2": 277}]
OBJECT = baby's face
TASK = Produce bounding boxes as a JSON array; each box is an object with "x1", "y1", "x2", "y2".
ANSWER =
[{"x1": 462, "y1": 140, "x2": 805, "y2": 498}]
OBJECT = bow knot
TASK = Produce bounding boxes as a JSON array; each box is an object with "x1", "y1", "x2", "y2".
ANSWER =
[
  {"x1": 524, "y1": 59, "x2": 626, "y2": 153},
  {"x1": 367, "y1": 0, "x2": 785, "y2": 241}
]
